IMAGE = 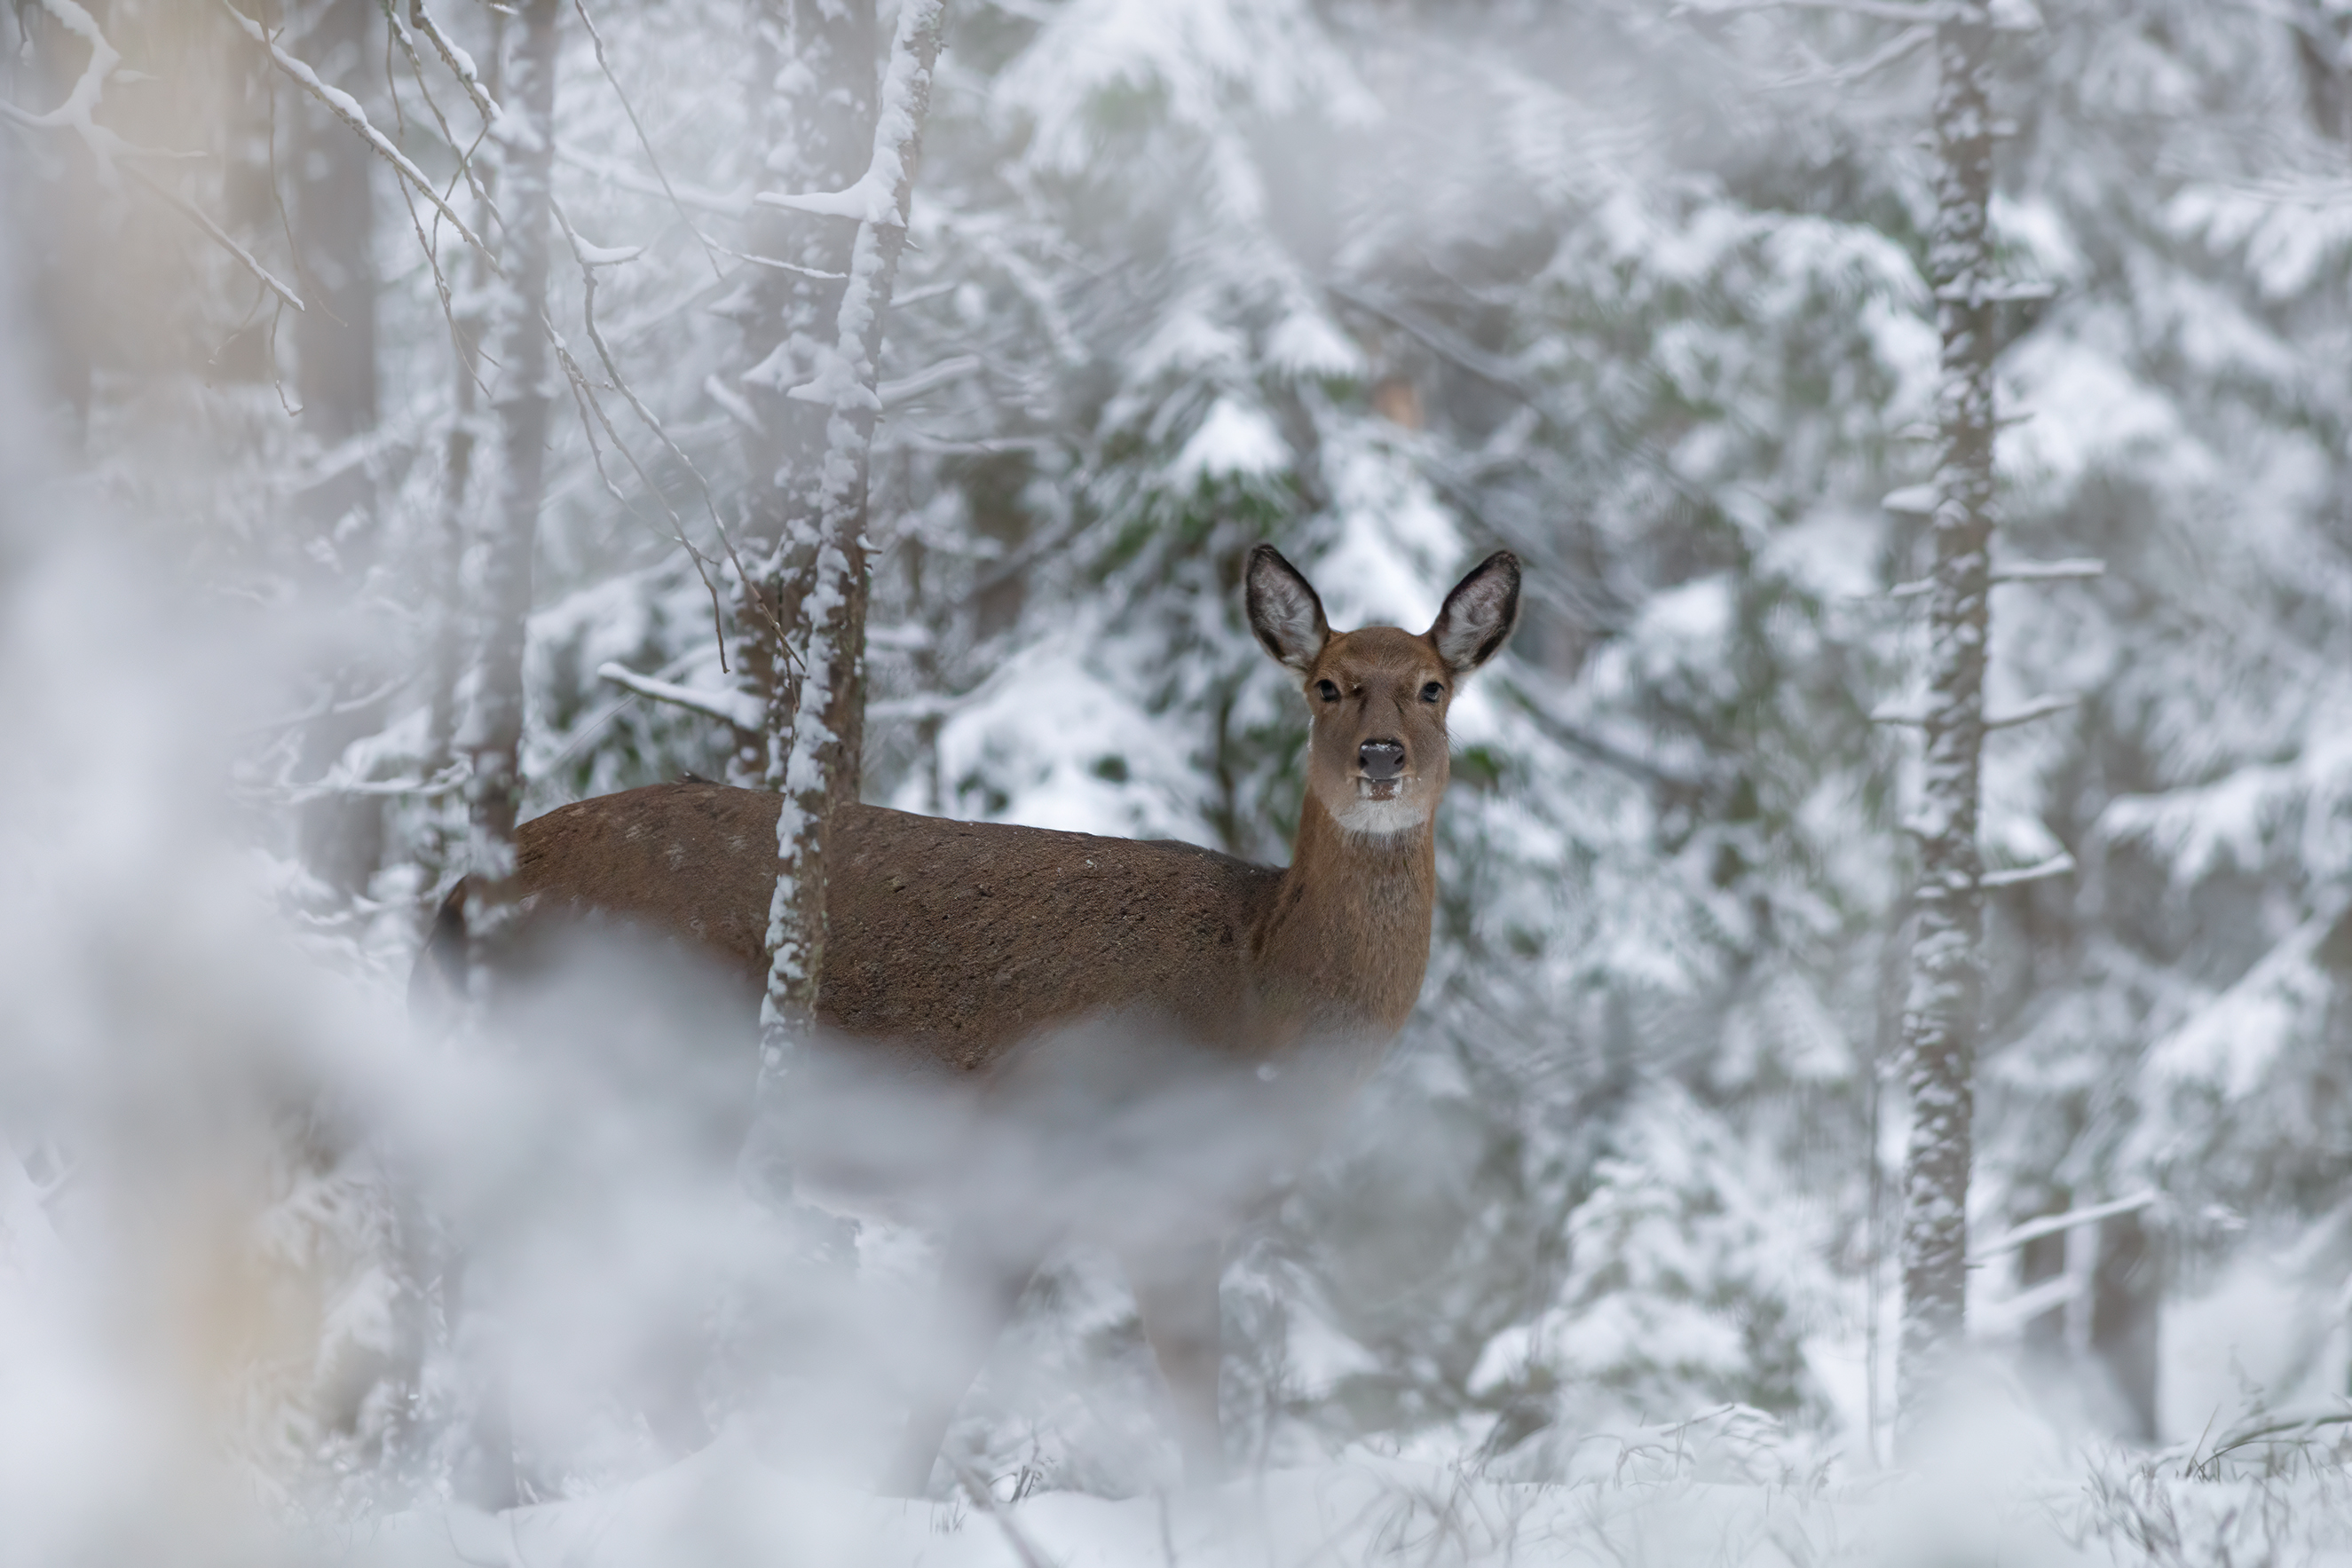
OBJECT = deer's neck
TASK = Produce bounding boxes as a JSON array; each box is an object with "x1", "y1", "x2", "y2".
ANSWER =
[{"x1": 1255, "y1": 792, "x2": 1437, "y2": 1044}]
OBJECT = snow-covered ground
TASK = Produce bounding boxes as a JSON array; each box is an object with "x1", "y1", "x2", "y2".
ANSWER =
[{"x1": 332, "y1": 1417, "x2": 2352, "y2": 1568}]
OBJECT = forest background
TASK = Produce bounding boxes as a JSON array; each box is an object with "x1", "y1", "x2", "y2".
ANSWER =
[{"x1": 4, "y1": 0, "x2": 2352, "y2": 1559}]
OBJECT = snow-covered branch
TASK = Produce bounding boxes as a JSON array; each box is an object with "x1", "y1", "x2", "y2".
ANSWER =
[
  {"x1": 1970, "y1": 1191, "x2": 2159, "y2": 1262},
  {"x1": 1977, "y1": 852, "x2": 2075, "y2": 889},
  {"x1": 1, "y1": 3, "x2": 305, "y2": 310},
  {"x1": 12, "y1": 0, "x2": 117, "y2": 142},
  {"x1": 409, "y1": 0, "x2": 499, "y2": 124},
  {"x1": 1992, "y1": 557, "x2": 2103, "y2": 584},
  {"x1": 1984, "y1": 692, "x2": 2079, "y2": 729},
  {"x1": 215, "y1": 0, "x2": 497, "y2": 264},
  {"x1": 597, "y1": 662, "x2": 762, "y2": 730}
]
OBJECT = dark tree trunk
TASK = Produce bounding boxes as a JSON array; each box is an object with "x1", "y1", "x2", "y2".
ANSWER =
[
  {"x1": 728, "y1": 0, "x2": 879, "y2": 792},
  {"x1": 1896, "y1": 0, "x2": 1995, "y2": 1440},
  {"x1": 2090, "y1": 1212, "x2": 2160, "y2": 1441}
]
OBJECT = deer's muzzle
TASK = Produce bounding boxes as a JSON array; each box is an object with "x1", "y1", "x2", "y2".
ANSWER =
[{"x1": 1358, "y1": 739, "x2": 1406, "y2": 782}]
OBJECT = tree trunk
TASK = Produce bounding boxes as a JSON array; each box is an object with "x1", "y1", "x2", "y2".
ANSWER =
[
  {"x1": 1896, "y1": 0, "x2": 1995, "y2": 1438},
  {"x1": 462, "y1": 0, "x2": 559, "y2": 965},
  {"x1": 756, "y1": 0, "x2": 946, "y2": 1108},
  {"x1": 729, "y1": 0, "x2": 879, "y2": 792},
  {"x1": 291, "y1": 0, "x2": 378, "y2": 442},
  {"x1": 423, "y1": 12, "x2": 508, "y2": 787},
  {"x1": 289, "y1": 0, "x2": 387, "y2": 900},
  {"x1": 2089, "y1": 1212, "x2": 2160, "y2": 1441}
]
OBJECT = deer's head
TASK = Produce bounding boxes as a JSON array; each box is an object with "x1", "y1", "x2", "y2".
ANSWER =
[{"x1": 1246, "y1": 546, "x2": 1521, "y2": 839}]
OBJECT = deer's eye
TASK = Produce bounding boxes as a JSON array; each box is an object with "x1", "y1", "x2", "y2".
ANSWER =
[
  {"x1": 1315, "y1": 680, "x2": 1341, "y2": 703},
  {"x1": 1421, "y1": 682, "x2": 1446, "y2": 704}
]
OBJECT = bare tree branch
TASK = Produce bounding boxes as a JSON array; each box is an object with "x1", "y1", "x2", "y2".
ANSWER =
[{"x1": 216, "y1": 0, "x2": 498, "y2": 265}]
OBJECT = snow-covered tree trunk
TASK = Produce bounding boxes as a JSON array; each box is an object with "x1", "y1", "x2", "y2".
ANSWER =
[
  {"x1": 424, "y1": 14, "x2": 508, "y2": 784},
  {"x1": 1897, "y1": 0, "x2": 1996, "y2": 1432},
  {"x1": 755, "y1": 0, "x2": 945, "y2": 1112},
  {"x1": 461, "y1": 0, "x2": 559, "y2": 970},
  {"x1": 729, "y1": 0, "x2": 877, "y2": 790}
]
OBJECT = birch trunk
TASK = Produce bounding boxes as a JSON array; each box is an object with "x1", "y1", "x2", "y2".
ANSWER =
[
  {"x1": 757, "y1": 0, "x2": 947, "y2": 1107},
  {"x1": 1896, "y1": 0, "x2": 1995, "y2": 1435},
  {"x1": 462, "y1": 0, "x2": 558, "y2": 968},
  {"x1": 730, "y1": 0, "x2": 878, "y2": 790},
  {"x1": 424, "y1": 13, "x2": 507, "y2": 783}
]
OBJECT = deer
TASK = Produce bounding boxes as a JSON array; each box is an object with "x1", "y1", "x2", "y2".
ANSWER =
[{"x1": 414, "y1": 544, "x2": 1520, "y2": 1495}]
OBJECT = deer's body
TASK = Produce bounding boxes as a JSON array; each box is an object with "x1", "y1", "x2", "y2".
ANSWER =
[
  {"x1": 419, "y1": 547, "x2": 1519, "y2": 1495},
  {"x1": 502, "y1": 783, "x2": 1431, "y2": 1075}
]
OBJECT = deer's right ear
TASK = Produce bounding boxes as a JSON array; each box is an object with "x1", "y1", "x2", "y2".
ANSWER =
[{"x1": 1245, "y1": 544, "x2": 1330, "y2": 677}]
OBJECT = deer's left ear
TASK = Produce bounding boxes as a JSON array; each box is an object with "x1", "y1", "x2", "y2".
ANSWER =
[
  {"x1": 1428, "y1": 551, "x2": 1521, "y2": 674},
  {"x1": 1246, "y1": 544, "x2": 1330, "y2": 676}
]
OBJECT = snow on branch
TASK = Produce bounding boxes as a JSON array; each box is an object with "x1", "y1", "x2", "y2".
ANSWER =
[
  {"x1": 1977, "y1": 852, "x2": 2075, "y2": 889},
  {"x1": 878, "y1": 353, "x2": 983, "y2": 408},
  {"x1": 1992, "y1": 557, "x2": 2103, "y2": 584},
  {"x1": 596, "y1": 662, "x2": 762, "y2": 730},
  {"x1": 754, "y1": 4, "x2": 948, "y2": 230},
  {"x1": 1933, "y1": 278, "x2": 2058, "y2": 305},
  {"x1": 1969, "y1": 1191, "x2": 2159, "y2": 1263},
  {"x1": 754, "y1": 172, "x2": 905, "y2": 225},
  {"x1": 408, "y1": 0, "x2": 499, "y2": 124},
  {"x1": 215, "y1": 0, "x2": 496, "y2": 265},
  {"x1": 1885, "y1": 557, "x2": 2104, "y2": 597},
  {"x1": 0, "y1": 4, "x2": 304, "y2": 310},
  {"x1": 1984, "y1": 692, "x2": 2079, "y2": 729},
  {"x1": 13, "y1": 0, "x2": 118, "y2": 141}
]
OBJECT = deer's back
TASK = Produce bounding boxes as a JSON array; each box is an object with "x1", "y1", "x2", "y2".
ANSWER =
[{"x1": 509, "y1": 781, "x2": 1279, "y2": 1073}]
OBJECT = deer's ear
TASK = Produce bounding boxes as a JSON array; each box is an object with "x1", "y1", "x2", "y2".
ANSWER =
[
  {"x1": 1246, "y1": 544, "x2": 1330, "y2": 676},
  {"x1": 1429, "y1": 551, "x2": 1521, "y2": 675}
]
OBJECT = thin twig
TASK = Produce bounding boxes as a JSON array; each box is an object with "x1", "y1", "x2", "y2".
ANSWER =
[
  {"x1": 120, "y1": 162, "x2": 307, "y2": 311},
  {"x1": 216, "y1": 0, "x2": 498, "y2": 266},
  {"x1": 569, "y1": 0, "x2": 725, "y2": 277},
  {"x1": 551, "y1": 196, "x2": 799, "y2": 670}
]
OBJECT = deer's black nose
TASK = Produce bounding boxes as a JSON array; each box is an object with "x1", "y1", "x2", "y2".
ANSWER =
[{"x1": 1359, "y1": 739, "x2": 1406, "y2": 781}]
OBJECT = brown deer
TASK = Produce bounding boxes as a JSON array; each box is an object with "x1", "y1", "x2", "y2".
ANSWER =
[{"x1": 416, "y1": 544, "x2": 1519, "y2": 1493}]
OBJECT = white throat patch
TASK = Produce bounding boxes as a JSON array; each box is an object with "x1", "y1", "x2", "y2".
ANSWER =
[{"x1": 1332, "y1": 790, "x2": 1428, "y2": 838}]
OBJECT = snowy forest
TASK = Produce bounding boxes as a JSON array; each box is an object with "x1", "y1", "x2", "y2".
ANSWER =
[{"x1": 5, "y1": 0, "x2": 2352, "y2": 1562}]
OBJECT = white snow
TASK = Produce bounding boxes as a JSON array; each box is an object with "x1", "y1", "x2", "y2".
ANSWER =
[{"x1": 1172, "y1": 398, "x2": 1289, "y2": 485}]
